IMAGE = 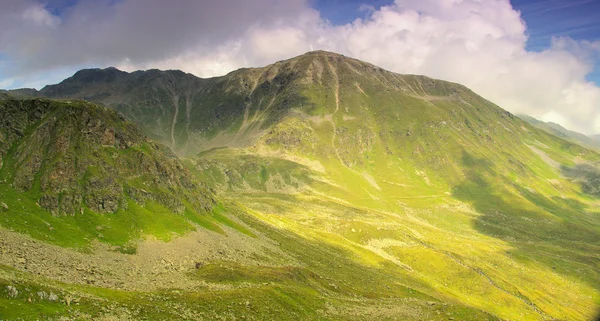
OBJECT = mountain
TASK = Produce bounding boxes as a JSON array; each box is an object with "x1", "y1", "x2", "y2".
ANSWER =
[
  {"x1": 2, "y1": 51, "x2": 600, "y2": 320},
  {"x1": 519, "y1": 114, "x2": 600, "y2": 150},
  {"x1": 0, "y1": 96, "x2": 216, "y2": 248},
  {"x1": 11, "y1": 65, "x2": 274, "y2": 156},
  {"x1": 0, "y1": 96, "x2": 499, "y2": 321},
  {"x1": 185, "y1": 52, "x2": 600, "y2": 320}
]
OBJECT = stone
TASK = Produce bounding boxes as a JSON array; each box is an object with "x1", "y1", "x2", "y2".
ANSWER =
[
  {"x1": 48, "y1": 292, "x2": 59, "y2": 301},
  {"x1": 38, "y1": 195, "x2": 59, "y2": 214},
  {"x1": 0, "y1": 202, "x2": 8, "y2": 211},
  {"x1": 6, "y1": 285, "x2": 18, "y2": 298}
]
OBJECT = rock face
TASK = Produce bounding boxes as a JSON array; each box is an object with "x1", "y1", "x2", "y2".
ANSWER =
[{"x1": 0, "y1": 97, "x2": 215, "y2": 216}]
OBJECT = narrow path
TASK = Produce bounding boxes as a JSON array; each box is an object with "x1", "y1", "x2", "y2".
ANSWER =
[
  {"x1": 396, "y1": 75, "x2": 419, "y2": 96},
  {"x1": 415, "y1": 78, "x2": 428, "y2": 96}
]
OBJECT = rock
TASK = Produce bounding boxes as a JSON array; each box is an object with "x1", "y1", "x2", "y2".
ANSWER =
[
  {"x1": 85, "y1": 191, "x2": 121, "y2": 213},
  {"x1": 38, "y1": 195, "x2": 59, "y2": 214},
  {"x1": 6, "y1": 285, "x2": 18, "y2": 298},
  {"x1": 1, "y1": 97, "x2": 216, "y2": 225},
  {"x1": 48, "y1": 292, "x2": 59, "y2": 301},
  {"x1": 102, "y1": 128, "x2": 116, "y2": 146},
  {"x1": 37, "y1": 291, "x2": 48, "y2": 300}
]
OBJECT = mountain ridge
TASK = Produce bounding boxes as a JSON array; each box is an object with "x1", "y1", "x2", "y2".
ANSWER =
[
  {"x1": 6, "y1": 50, "x2": 491, "y2": 157},
  {"x1": 518, "y1": 113, "x2": 600, "y2": 150}
]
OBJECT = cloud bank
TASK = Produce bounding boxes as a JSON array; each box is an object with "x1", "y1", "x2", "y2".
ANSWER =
[{"x1": 1, "y1": 0, "x2": 599, "y2": 134}]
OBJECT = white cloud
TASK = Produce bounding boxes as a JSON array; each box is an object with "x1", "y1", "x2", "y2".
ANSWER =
[
  {"x1": 21, "y1": 5, "x2": 60, "y2": 28},
  {"x1": 0, "y1": 0, "x2": 599, "y2": 134}
]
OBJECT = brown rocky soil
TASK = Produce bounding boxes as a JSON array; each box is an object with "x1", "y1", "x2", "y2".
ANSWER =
[{"x1": 0, "y1": 225, "x2": 296, "y2": 291}]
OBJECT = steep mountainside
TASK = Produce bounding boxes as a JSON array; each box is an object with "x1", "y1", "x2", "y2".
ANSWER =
[
  {"x1": 16, "y1": 66, "x2": 275, "y2": 155},
  {"x1": 184, "y1": 52, "x2": 600, "y2": 320},
  {"x1": 519, "y1": 114, "x2": 600, "y2": 151},
  {"x1": 0, "y1": 96, "x2": 215, "y2": 248},
  {"x1": 2, "y1": 51, "x2": 600, "y2": 320}
]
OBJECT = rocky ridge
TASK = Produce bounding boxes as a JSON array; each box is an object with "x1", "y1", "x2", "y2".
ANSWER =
[{"x1": 0, "y1": 97, "x2": 215, "y2": 216}]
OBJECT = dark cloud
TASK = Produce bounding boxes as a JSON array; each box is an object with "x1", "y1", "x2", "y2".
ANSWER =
[{"x1": 0, "y1": 0, "x2": 307, "y2": 77}]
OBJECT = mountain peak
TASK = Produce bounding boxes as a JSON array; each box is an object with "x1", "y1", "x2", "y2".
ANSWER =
[
  {"x1": 300, "y1": 50, "x2": 347, "y2": 57},
  {"x1": 72, "y1": 66, "x2": 128, "y2": 79},
  {"x1": 283, "y1": 50, "x2": 368, "y2": 67}
]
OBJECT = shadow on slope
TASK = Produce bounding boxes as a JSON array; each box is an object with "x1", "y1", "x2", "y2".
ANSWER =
[
  {"x1": 452, "y1": 152, "x2": 600, "y2": 293},
  {"x1": 561, "y1": 163, "x2": 600, "y2": 198}
]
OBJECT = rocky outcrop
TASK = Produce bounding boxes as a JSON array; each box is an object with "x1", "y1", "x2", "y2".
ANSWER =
[{"x1": 0, "y1": 98, "x2": 215, "y2": 216}]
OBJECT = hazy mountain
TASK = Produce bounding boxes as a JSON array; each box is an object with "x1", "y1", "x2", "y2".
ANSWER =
[
  {"x1": 518, "y1": 114, "x2": 600, "y2": 150},
  {"x1": 2, "y1": 51, "x2": 600, "y2": 320}
]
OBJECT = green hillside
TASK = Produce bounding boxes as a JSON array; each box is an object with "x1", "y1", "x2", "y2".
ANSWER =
[
  {"x1": 0, "y1": 97, "x2": 217, "y2": 250},
  {"x1": 186, "y1": 51, "x2": 600, "y2": 320},
  {"x1": 1, "y1": 51, "x2": 600, "y2": 320}
]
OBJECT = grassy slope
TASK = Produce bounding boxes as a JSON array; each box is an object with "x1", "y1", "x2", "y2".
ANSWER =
[
  {"x1": 0, "y1": 98, "x2": 222, "y2": 251},
  {"x1": 0, "y1": 202, "x2": 499, "y2": 321},
  {"x1": 0, "y1": 98, "x2": 496, "y2": 320},
  {"x1": 187, "y1": 52, "x2": 600, "y2": 320}
]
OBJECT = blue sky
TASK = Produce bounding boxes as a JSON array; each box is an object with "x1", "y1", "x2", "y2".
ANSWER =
[{"x1": 510, "y1": 0, "x2": 600, "y2": 84}]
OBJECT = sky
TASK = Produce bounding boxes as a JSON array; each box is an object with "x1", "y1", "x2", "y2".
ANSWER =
[{"x1": 1, "y1": 0, "x2": 600, "y2": 135}]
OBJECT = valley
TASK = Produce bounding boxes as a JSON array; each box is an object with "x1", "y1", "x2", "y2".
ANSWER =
[{"x1": 1, "y1": 51, "x2": 599, "y2": 320}]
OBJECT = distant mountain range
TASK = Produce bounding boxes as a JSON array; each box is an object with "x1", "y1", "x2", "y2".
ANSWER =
[{"x1": 518, "y1": 114, "x2": 600, "y2": 150}]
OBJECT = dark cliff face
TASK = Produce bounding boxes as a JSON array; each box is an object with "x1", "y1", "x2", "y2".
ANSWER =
[{"x1": 0, "y1": 97, "x2": 215, "y2": 216}]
